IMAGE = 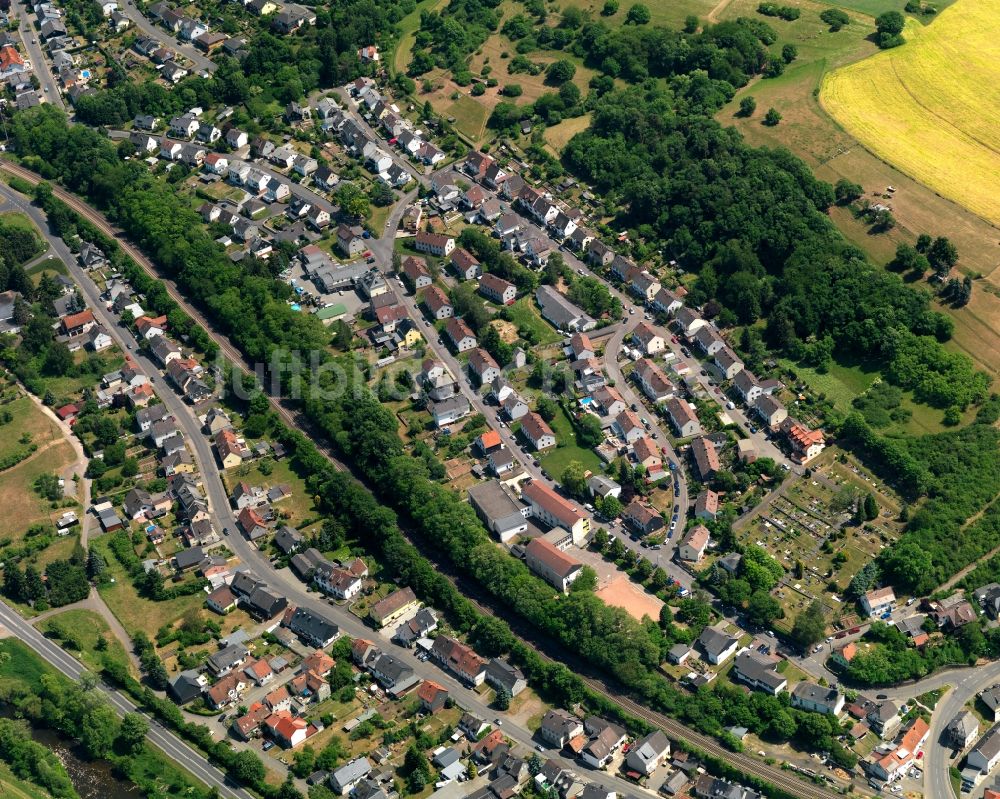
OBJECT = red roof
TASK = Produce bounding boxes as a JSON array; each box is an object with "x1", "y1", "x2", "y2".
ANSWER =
[
  {"x1": 55, "y1": 403, "x2": 79, "y2": 420},
  {"x1": 0, "y1": 46, "x2": 24, "y2": 70},
  {"x1": 62, "y1": 309, "x2": 95, "y2": 331},
  {"x1": 477, "y1": 429, "x2": 502, "y2": 450}
]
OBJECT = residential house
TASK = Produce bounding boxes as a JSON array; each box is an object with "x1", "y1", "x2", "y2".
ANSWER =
[
  {"x1": 754, "y1": 395, "x2": 787, "y2": 430},
  {"x1": 580, "y1": 717, "x2": 627, "y2": 769},
  {"x1": 468, "y1": 348, "x2": 501, "y2": 385},
  {"x1": 206, "y1": 585, "x2": 238, "y2": 614},
  {"x1": 521, "y1": 412, "x2": 556, "y2": 451},
  {"x1": 431, "y1": 395, "x2": 470, "y2": 428},
  {"x1": 444, "y1": 317, "x2": 477, "y2": 353},
  {"x1": 414, "y1": 231, "x2": 455, "y2": 258},
  {"x1": 535, "y1": 285, "x2": 596, "y2": 332},
  {"x1": 485, "y1": 658, "x2": 527, "y2": 697},
  {"x1": 614, "y1": 409, "x2": 644, "y2": 444},
  {"x1": 422, "y1": 286, "x2": 453, "y2": 320},
  {"x1": 418, "y1": 681, "x2": 449, "y2": 714},
  {"x1": 401, "y1": 256, "x2": 432, "y2": 290},
  {"x1": 674, "y1": 307, "x2": 706, "y2": 337},
  {"x1": 732, "y1": 650, "x2": 787, "y2": 695},
  {"x1": 697, "y1": 625, "x2": 740, "y2": 665},
  {"x1": 625, "y1": 730, "x2": 671, "y2": 777},
  {"x1": 329, "y1": 759, "x2": 372, "y2": 796},
  {"x1": 520, "y1": 479, "x2": 589, "y2": 544},
  {"x1": 591, "y1": 385, "x2": 626, "y2": 418},
  {"x1": 665, "y1": 397, "x2": 701, "y2": 437},
  {"x1": 733, "y1": 370, "x2": 763, "y2": 405},
  {"x1": 867, "y1": 718, "x2": 928, "y2": 782},
  {"x1": 948, "y1": 711, "x2": 980, "y2": 750},
  {"x1": 479, "y1": 273, "x2": 516, "y2": 305},
  {"x1": 690, "y1": 437, "x2": 720, "y2": 481},
  {"x1": 524, "y1": 537, "x2": 582, "y2": 593},
  {"x1": 336, "y1": 224, "x2": 366, "y2": 258},
  {"x1": 861, "y1": 587, "x2": 896, "y2": 618},
  {"x1": 634, "y1": 358, "x2": 674, "y2": 403},
  {"x1": 693, "y1": 325, "x2": 725, "y2": 356},
  {"x1": 786, "y1": 422, "x2": 825, "y2": 464},
  {"x1": 431, "y1": 635, "x2": 487, "y2": 686},
  {"x1": 539, "y1": 710, "x2": 583, "y2": 748},
  {"x1": 286, "y1": 607, "x2": 340, "y2": 648},
  {"x1": 237, "y1": 506, "x2": 269, "y2": 541},
  {"x1": 711, "y1": 347, "x2": 743, "y2": 381},
  {"x1": 791, "y1": 683, "x2": 844, "y2": 716},
  {"x1": 679, "y1": 524, "x2": 710, "y2": 563},
  {"x1": 369, "y1": 587, "x2": 419, "y2": 628},
  {"x1": 623, "y1": 499, "x2": 663, "y2": 537}
]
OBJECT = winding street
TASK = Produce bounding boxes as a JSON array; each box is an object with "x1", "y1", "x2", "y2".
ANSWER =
[{"x1": 0, "y1": 598, "x2": 255, "y2": 799}]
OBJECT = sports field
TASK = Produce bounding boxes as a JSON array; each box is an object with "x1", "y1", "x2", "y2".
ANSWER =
[{"x1": 821, "y1": 0, "x2": 1000, "y2": 227}]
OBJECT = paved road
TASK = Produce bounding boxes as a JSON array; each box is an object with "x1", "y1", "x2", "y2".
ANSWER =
[
  {"x1": 0, "y1": 598, "x2": 254, "y2": 799},
  {"x1": 925, "y1": 661, "x2": 1000, "y2": 799},
  {"x1": 117, "y1": 0, "x2": 215, "y2": 73},
  {"x1": 13, "y1": 0, "x2": 66, "y2": 110}
]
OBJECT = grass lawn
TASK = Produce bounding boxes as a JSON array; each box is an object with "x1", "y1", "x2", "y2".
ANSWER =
[
  {"x1": 0, "y1": 639, "x2": 50, "y2": 692},
  {"x1": 0, "y1": 439, "x2": 78, "y2": 539},
  {"x1": 917, "y1": 685, "x2": 949, "y2": 710},
  {"x1": 0, "y1": 396, "x2": 62, "y2": 461},
  {"x1": 506, "y1": 297, "x2": 561, "y2": 345},
  {"x1": 542, "y1": 113, "x2": 592, "y2": 155},
  {"x1": 778, "y1": 355, "x2": 879, "y2": 410},
  {"x1": 92, "y1": 535, "x2": 206, "y2": 645},
  {"x1": 0, "y1": 760, "x2": 53, "y2": 799},
  {"x1": 38, "y1": 608, "x2": 134, "y2": 677},
  {"x1": 0, "y1": 211, "x2": 44, "y2": 247},
  {"x1": 369, "y1": 203, "x2": 392, "y2": 235},
  {"x1": 224, "y1": 456, "x2": 321, "y2": 531},
  {"x1": 539, "y1": 406, "x2": 602, "y2": 476},
  {"x1": 391, "y1": 0, "x2": 446, "y2": 75},
  {"x1": 26, "y1": 257, "x2": 67, "y2": 278}
]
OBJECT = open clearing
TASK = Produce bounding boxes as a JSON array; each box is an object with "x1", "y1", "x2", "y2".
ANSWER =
[
  {"x1": 595, "y1": 575, "x2": 663, "y2": 622},
  {"x1": 822, "y1": 0, "x2": 1000, "y2": 229}
]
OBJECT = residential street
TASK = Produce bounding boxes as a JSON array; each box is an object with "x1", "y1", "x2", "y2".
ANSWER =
[
  {"x1": 13, "y1": 0, "x2": 65, "y2": 111},
  {"x1": 117, "y1": 0, "x2": 216, "y2": 73},
  {"x1": 0, "y1": 598, "x2": 255, "y2": 799}
]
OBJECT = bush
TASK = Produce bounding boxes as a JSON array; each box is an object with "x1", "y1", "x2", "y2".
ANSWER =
[{"x1": 819, "y1": 7, "x2": 850, "y2": 29}]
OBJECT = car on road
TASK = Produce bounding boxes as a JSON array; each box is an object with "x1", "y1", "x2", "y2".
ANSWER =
[
  {"x1": 629, "y1": 308, "x2": 635, "y2": 315},
  {"x1": 834, "y1": 631, "x2": 847, "y2": 639},
  {"x1": 577, "y1": 268, "x2": 585, "y2": 275},
  {"x1": 876, "y1": 693, "x2": 888, "y2": 699},
  {"x1": 262, "y1": 740, "x2": 275, "y2": 751},
  {"x1": 223, "y1": 527, "x2": 230, "y2": 536}
]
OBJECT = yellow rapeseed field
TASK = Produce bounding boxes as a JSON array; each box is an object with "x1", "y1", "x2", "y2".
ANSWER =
[{"x1": 821, "y1": 0, "x2": 1000, "y2": 226}]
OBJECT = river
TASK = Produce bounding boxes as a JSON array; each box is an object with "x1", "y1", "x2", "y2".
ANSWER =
[{"x1": 0, "y1": 712, "x2": 138, "y2": 799}]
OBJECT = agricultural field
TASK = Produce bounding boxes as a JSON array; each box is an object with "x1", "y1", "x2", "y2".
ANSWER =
[
  {"x1": 822, "y1": 0, "x2": 1000, "y2": 228},
  {"x1": 717, "y1": 0, "x2": 1000, "y2": 379}
]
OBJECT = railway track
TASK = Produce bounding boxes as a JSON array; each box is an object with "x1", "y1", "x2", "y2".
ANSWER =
[{"x1": 0, "y1": 160, "x2": 851, "y2": 799}]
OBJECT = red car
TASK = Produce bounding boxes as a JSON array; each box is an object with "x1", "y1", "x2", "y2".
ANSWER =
[
  {"x1": 835, "y1": 631, "x2": 847, "y2": 639},
  {"x1": 850, "y1": 626, "x2": 861, "y2": 634}
]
